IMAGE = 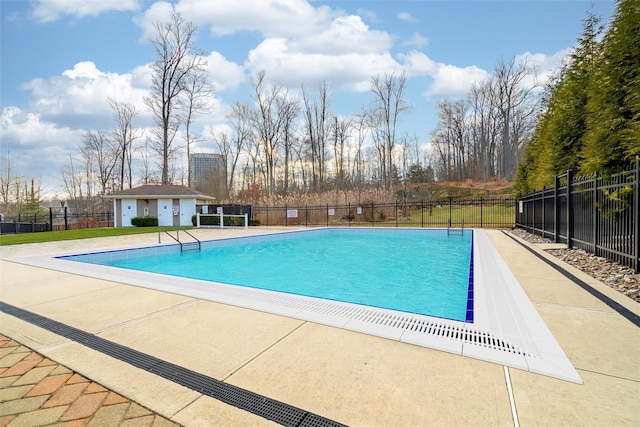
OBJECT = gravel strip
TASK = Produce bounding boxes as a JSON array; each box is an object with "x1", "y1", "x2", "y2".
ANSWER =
[{"x1": 510, "y1": 228, "x2": 640, "y2": 303}]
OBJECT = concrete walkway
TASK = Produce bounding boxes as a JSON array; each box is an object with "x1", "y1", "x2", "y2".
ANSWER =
[{"x1": 0, "y1": 228, "x2": 638, "y2": 426}]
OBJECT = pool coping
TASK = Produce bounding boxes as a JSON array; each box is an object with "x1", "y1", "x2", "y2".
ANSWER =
[{"x1": 4, "y1": 227, "x2": 582, "y2": 383}]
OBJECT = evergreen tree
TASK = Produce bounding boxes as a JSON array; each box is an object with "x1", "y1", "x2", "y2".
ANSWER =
[
  {"x1": 581, "y1": 0, "x2": 640, "y2": 174},
  {"x1": 516, "y1": 11, "x2": 602, "y2": 192}
]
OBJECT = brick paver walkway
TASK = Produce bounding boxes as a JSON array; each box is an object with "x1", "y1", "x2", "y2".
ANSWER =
[{"x1": 0, "y1": 335, "x2": 181, "y2": 427}]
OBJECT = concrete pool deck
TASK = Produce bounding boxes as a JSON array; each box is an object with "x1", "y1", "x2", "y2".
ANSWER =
[{"x1": 1, "y1": 228, "x2": 639, "y2": 426}]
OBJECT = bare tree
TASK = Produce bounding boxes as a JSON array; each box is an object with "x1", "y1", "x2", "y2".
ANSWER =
[
  {"x1": 279, "y1": 95, "x2": 300, "y2": 195},
  {"x1": 351, "y1": 110, "x2": 370, "y2": 199},
  {"x1": 431, "y1": 99, "x2": 471, "y2": 181},
  {"x1": 61, "y1": 153, "x2": 85, "y2": 212},
  {"x1": 79, "y1": 130, "x2": 118, "y2": 197},
  {"x1": 369, "y1": 72, "x2": 410, "y2": 191},
  {"x1": 211, "y1": 102, "x2": 253, "y2": 197},
  {"x1": 365, "y1": 107, "x2": 387, "y2": 187},
  {"x1": 249, "y1": 71, "x2": 288, "y2": 197},
  {"x1": 0, "y1": 148, "x2": 15, "y2": 215},
  {"x1": 144, "y1": 11, "x2": 206, "y2": 184},
  {"x1": 181, "y1": 66, "x2": 213, "y2": 187},
  {"x1": 399, "y1": 132, "x2": 412, "y2": 212},
  {"x1": 469, "y1": 79, "x2": 501, "y2": 180},
  {"x1": 492, "y1": 57, "x2": 538, "y2": 180},
  {"x1": 333, "y1": 116, "x2": 351, "y2": 191},
  {"x1": 107, "y1": 98, "x2": 139, "y2": 190},
  {"x1": 138, "y1": 137, "x2": 156, "y2": 185},
  {"x1": 302, "y1": 82, "x2": 332, "y2": 192}
]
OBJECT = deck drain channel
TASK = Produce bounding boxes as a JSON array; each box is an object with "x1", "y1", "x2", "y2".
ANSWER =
[
  {"x1": 247, "y1": 292, "x2": 536, "y2": 357},
  {"x1": 0, "y1": 301, "x2": 346, "y2": 427}
]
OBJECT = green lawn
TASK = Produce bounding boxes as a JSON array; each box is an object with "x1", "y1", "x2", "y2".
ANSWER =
[
  {"x1": 407, "y1": 204, "x2": 516, "y2": 227},
  {"x1": 340, "y1": 203, "x2": 515, "y2": 228},
  {"x1": 0, "y1": 226, "x2": 194, "y2": 246}
]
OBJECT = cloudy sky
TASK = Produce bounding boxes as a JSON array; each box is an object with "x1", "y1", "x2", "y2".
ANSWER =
[{"x1": 1, "y1": 0, "x2": 615, "y2": 197}]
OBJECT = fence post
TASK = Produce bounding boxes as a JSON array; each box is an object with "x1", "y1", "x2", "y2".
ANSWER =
[
  {"x1": 395, "y1": 200, "x2": 398, "y2": 227},
  {"x1": 326, "y1": 204, "x2": 329, "y2": 227},
  {"x1": 49, "y1": 207, "x2": 53, "y2": 232},
  {"x1": 566, "y1": 170, "x2": 573, "y2": 249},
  {"x1": 348, "y1": 203, "x2": 351, "y2": 227},
  {"x1": 285, "y1": 205, "x2": 288, "y2": 227},
  {"x1": 371, "y1": 202, "x2": 374, "y2": 227},
  {"x1": 554, "y1": 174, "x2": 559, "y2": 243},
  {"x1": 634, "y1": 160, "x2": 639, "y2": 273},
  {"x1": 64, "y1": 207, "x2": 68, "y2": 230},
  {"x1": 480, "y1": 197, "x2": 483, "y2": 228},
  {"x1": 541, "y1": 186, "x2": 546, "y2": 238},
  {"x1": 593, "y1": 176, "x2": 599, "y2": 257},
  {"x1": 421, "y1": 200, "x2": 424, "y2": 228}
]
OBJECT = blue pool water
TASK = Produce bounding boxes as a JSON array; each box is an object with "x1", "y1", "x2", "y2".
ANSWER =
[{"x1": 65, "y1": 228, "x2": 474, "y2": 322}]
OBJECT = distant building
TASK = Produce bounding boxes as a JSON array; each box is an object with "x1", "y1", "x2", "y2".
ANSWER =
[{"x1": 188, "y1": 153, "x2": 227, "y2": 198}]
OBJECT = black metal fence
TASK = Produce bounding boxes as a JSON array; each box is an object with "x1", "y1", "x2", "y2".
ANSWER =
[
  {"x1": 253, "y1": 197, "x2": 516, "y2": 229},
  {"x1": 516, "y1": 161, "x2": 639, "y2": 272},
  {"x1": 0, "y1": 209, "x2": 114, "y2": 234}
]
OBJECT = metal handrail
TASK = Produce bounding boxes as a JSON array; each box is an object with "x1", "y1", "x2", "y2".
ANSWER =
[
  {"x1": 159, "y1": 230, "x2": 201, "y2": 252},
  {"x1": 447, "y1": 219, "x2": 465, "y2": 235},
  {"x1": 180, "y1": 230, "x2": 201, "y2": 251}
]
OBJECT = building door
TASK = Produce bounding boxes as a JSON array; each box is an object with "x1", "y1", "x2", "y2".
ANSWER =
[
  {"x1": 157, "y1": 199, "x2": 173, "y2": 226},
  {"x1": 121, "y1": 200, "x2": 136, "y2": 227},
  {"x1": 179, "y1": 199, "x2": 194, "y2": 226}
]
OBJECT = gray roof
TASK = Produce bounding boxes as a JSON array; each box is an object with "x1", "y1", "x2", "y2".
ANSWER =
[{"x1": 103, "y1": 185, "x2": 216, "y2": 200}]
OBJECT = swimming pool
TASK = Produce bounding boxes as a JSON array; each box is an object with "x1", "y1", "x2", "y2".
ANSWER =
[
  {"x1": 61, "y1": 228, "x2": 474, "y2": 322},
  {"x1": 9, "y1": 228, "x2": 582, "y2": 383}
]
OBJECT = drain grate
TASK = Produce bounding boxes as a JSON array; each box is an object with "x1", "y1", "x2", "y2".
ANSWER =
[
  {"x1": 0, "y1": 301, "x2": 346, "y2": 427},
  {"x1": 245, "y1": 291, "x2": 536, "y2": 357}
]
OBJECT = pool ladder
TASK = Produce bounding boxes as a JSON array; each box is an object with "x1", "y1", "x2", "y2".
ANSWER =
[
  {"x1": 447, "y1": 219, "x2": 465, "y2": 235},
  {"x1": 160, "y1": 230, "x2": 201, "y2": 252}
]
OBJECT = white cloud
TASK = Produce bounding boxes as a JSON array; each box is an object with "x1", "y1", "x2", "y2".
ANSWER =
[
  {"x1": 131, "y1": 64, "x2": 153, "y2": 89},
  {"x1": 1, "y1": 107, "x2": 82, "y2": 191},
  {"x1": 133, "y1": 1, "x2": 176, "y2": 40},
  {"x1": 516, "y1": 49, "x2": 571, "y2": 73},
  {"x1": 399, "y1": 51, "x2": 438, "y2": 76},
  {"x1": 356, "y1": 8, "x2": 378, "y2": 24},
  {"x1": 137, "y1": 0, "x2": 396, "y2": 91},
  {"x1": 426, "y1": 63, "x2": 490, "y2": 99},
  {"x1": 403, "y1": 32, "x2": 429, "y2": 48},
  {"x1": 139, "y1": 0, "x2": 390, "y2": 54},
  {"x1": 204, "y1": 52, "x2": 246, "y2": 92},
  {"x1": 397, "y1": 12, "x2": 416, "y2": 23},
  {"x1": 168, "y1": 0, "x2": 332, "y2": 38},
  {"x1": 289, "y1": 15, "x2": 393, "y2": 55},
  {"x1": 31, "y1": 0, "x2": 139, "y2": 23},
  {"x1": 21, "y1": 61, "x2": 150, "y2": 128},
  {"x1": 398, "y1": 51, "x2": 489, "y2": 99},
  {"x1": 515, "y1": 49, "x2": 571, "y2": 87},
  {"x1": 245, "y1": 38, "x2": 401, "y2": 92},
  {"x1": 14, "y1": 57, "x2": 235, "y2": 150}
]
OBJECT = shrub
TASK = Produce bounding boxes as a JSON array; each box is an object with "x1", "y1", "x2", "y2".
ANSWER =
[
  {"x1": 131, "y1": 216, "x2": 158, "y2": 227},
  {"x1": 249, "y1": 218, "x2": 261, "y2": 226}
]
